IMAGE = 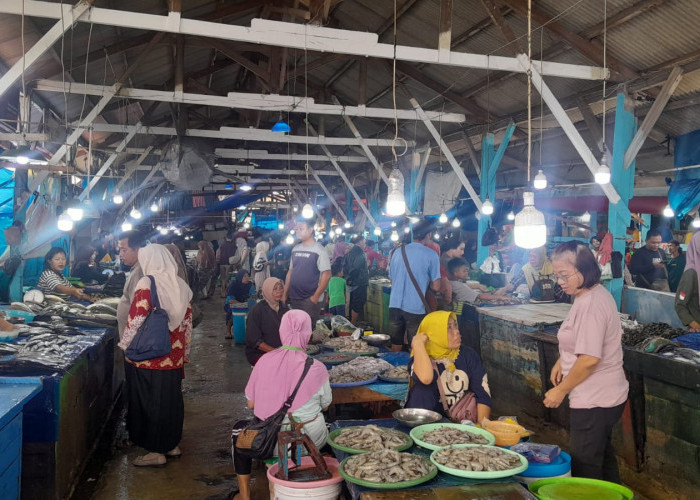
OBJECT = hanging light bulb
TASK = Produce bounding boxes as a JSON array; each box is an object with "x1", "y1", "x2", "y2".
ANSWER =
[
  {"x1": 507, "y1": 211, "x2": 515, "y2": 221},
  {"x1": 404, "y1": 227, "x2": 410, "y2": 234},
  {"x1": 130, "y1": 208, "x2": 142, "y2": 220},
  {"x1": 285, "y1": 234, "x2": 295, "y2": 245},
  {"x1": 663, "y1": 204, "x2": 674, "y2": 218},
  {"x1": 386, "y1": 168, "x2": 406, "y2": 216},
  {"x1": 174, "y1": 229, "x2": 182, "y2": 236},
  {"x1": 121, "y1": 221, "x2": 133, "y2": 232},
  {"x1": 344, "y1": 221, "x2": 352, "y2": 229},
  {"x1": 293, "y1": 206, "x2": 298, "y2": 213},
  {"x1": 301, "y1": 203, "x2": 314, "y2": 219},
  {"x1": 278, "y1": 223, "x2": 285, "y2": 230},
  {"x1": 452, "y1": 218, "x2": 461, "y2": 228},
  {"x1": 390, "y1": 230, "x2": 399, "y2": 242},
  {"x1": 533, "y1": 170, "x2": 548, "y2": 189},
  {"x1": 159, "y1": 227, "x2": 168, "y2": 235},
  {"x1": 112, "y1": 192, "x2": 123, "y2": 204},
  {"x1": 391, "y1": 221, "x2": 397, "y2": 227},
  {"x1": 438, "y1": 212, "x2": 448, "y2": 224},
  {"x1": 239, "y1": 184, "x2": 252, "y2": 192},
  {"x1": 692, "y1": 214, "x2": 700, "y2": 228},
  {"x1": 243, "y1": 222, "x2": 250, "y2": 229},
  {"x1": 373, "y1": 227, "x2": 381, "y2": 236},
  {"x1": 595, "y1": 145, "x2": 612, "y2": 185},
  {"x1": 334, "y1": 227, "x2": 342, "y2": 235},
  {"x1": 433, "y1": 233, "x2": 440, "y2": 240},
  {"x1": 150, "y1": 202, "x2": 159, "y2": 212},
  {"x1": 481, "y1": 198, "x2": 494, "y2": 215},
  {"x1": 514, "y1": 192, "x2": 547, "y2": 249},
  {"x1": 57, "y1": 213, "x2": 74, "y2": 232},
  {"x1": 66, "y1": 206, "x2": 84, "y2": 222},
  {"x1": 581, "y1": 211, "x2": 591, "y2": 223}
]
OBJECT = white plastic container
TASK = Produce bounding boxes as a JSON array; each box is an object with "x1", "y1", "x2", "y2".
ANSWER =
[{"x1": 267, "y1": 456, "x2": 343, "y2": 500}]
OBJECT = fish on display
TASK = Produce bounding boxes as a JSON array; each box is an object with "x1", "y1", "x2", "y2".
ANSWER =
[
  {"x1": 343, "y1": 450, "x2": 434, "y2": 483},
  {"x1": 421, "y1": 427, "x2": 489, "y2": 446},
  {"x1": 86, "y1": 303, "x2": 118, "y2": 315},
  {"x1": 334, "y1": 425, "x2": 408, "y2": 451},
  {"x1": 433, "y1": 445, "x2": 523, "y2": 472},
  {"x1": 9, "y1": 302, "x2": 34, "y2": 313},
  {"x1": 0, "y1": 342, "x2": 20, "y2": 355}
]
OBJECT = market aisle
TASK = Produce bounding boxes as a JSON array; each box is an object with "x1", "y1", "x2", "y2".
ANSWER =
[{"x1": 88, "y1": 295, "x2": 262, "y2": 500}]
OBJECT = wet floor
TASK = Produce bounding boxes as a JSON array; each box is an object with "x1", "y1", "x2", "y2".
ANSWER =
[{"x1": 84, "y1": 294, "x2": 268, "y2": 500}]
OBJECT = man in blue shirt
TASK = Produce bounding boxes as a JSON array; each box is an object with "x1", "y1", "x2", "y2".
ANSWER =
[{"x1": 388, "y1": 219, "x2": 441, "y2": 351}]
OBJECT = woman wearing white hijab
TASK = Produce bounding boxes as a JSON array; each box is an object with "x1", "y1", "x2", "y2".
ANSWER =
[
  {"x1": 252, "y1": 240, "x2": 271, "y2": 292},
  {"x1": 118, "y1": 244, "x2": 194, "y2": 467}
]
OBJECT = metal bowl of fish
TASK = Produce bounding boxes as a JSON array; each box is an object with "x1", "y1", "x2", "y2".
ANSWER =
[
  {"x1": 392, "y1": 408, "x2": 442, "y2": 428},
  {"x1": 322, "y1": 337, "x2": 356, "y2": 350},
  {"x1": 364, "y1": 333, "x2": 390, "y2": 346},
  {"x1": 430, "y1": 444, "x2": 528, "y2": 479},
  {"x1": 327, "y1": 425, "x2": 413, "y2": 454},
  {"x1": 339, "y1": 449, "x2": 437, "y2": 489},
  {"x1": 410, "y1": 423, "x2": 495, "y2": 450},
  {"x1": 334, "y1": 341, "x2": 379, "y2": 356},
  {"x1": 314, "y1": 353, "x2": 355, "y2": 367},
  {"x1": 329, "y1": 374, "x2": 377, "y2": 387}
]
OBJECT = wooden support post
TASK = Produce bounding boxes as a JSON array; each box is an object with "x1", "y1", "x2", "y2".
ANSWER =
[
  {"x1": 477, "y1": 122, "x2": 515, "y2": 265},
  {"x1": 577, "y1": 97, "x2": 605, "y2": 152},
  {"x1": 439, "y1": 0, "x2": 453, "y2": 54},
  {"x1": 608, "y1": 93, "x2": 637, "y2": 309},
  {"x1": 624, "y1": 66, "x2": 683, "y2": 169},
  {"x1": 461, "y1": 130, "x2": 481, "y2": 179}
]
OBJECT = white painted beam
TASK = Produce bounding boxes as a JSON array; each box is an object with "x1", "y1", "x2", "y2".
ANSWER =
[
  {"x1": 308, "y1": 167, "x2": 349, "y2": 224},
  {"x1": 8, "y1": 3, "x2": 608, "y2": 80},
  {"x1": 307, "y1": 123, "x2": 377, "y2": 226},
  {"x1": 35, "y1": 80, "x2": 466, "y2": 123},
  {"x1": 0, "y1": 133, "x2": 48, "y2": 141},
  {"x1": 332, "y1": 96, "x2": 390, "y2": 185},
  {"x1": 73, "y1": 122, "x2": 404, "y2": 147},
  {"x1": 213, "y1": 166, "x2": 342, "y2": 176},
  {"x1": 79, "y1": 123, "x2": 142, "y2": 200},
  {"x1": 517, "y1": 54, "x2": 621, "y2": 204},
  {"x1": 116, "y1": 146, "x2": 153, "y2": 190},
  {"x1": 414, "y1": 146, "x2": 432, "y2": 191},
  {"x1": 410, "y1": 98, "x2": 483, "y2": 211},
  {"x1": 624, "y1": 66, "x2": 684, "y2": 169},
  {"x1": 0, "y1": 0, "x2": 92, "y2": 98},
  {"x1": 215, "y1": 148, "x2": 367, "y2": 163}
]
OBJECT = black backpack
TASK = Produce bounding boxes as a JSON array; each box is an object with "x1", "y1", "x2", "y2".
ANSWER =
[{"x1": 611, "y1": 251, "x2": 623, "y2": 279}]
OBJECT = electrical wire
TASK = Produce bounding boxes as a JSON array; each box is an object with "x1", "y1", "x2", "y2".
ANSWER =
[
  {"x1": 527, "y1": 0, "x2": 532, "y2": 184},
  {"x1": 602, "y1": 0, "x2": 607, "y2": 147}
]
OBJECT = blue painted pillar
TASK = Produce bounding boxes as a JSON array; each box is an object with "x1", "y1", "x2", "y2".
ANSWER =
[
  {"x1": 640, "y1": 214, "x2": 651, "y2": 243},
  {"x1": 608, "y1": 93, "x2": 637, "y2": 309},
  {"x1": 477, "y1": 123, "x2": 516, "y2": 265}
]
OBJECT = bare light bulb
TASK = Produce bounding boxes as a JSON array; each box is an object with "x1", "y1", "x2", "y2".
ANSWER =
[
  {"x1": 390, "y1": 230, "x2": 399, "y2": 242},
  {"x1": 278, "y1": 223, "x2": 285, "y2": 230},
  {"x1": 692, "y1": 215, "x2": 700, "y2": 229},
  {"x1": 130, "y1": 208, "x2": 142, "y2": 220},
  {"x1": 334, "y1": 227, "x2": 342, "y2": 235},
  {"x1": 113, "y1": 193, "x2": 123, "y2": 204},
  {"x1": 57, "y1": 213, "x2": 74, "y2": 231},
  {"x1": 481, "y1": 199, "x2": 494, "y2": 215},
  {"x1": 581, "y1": 211, "x2": 591, "y2": 223},
  {"x1": 438, "y1": 212, "x2": 448, "y2": 224},
  {"x1": 507, "y1": 211, "x2": 515, "y2": 221},
  {"x1": 452, "y1": 218, "x2": 461, "y2": 228},
  {"x1": 285, "y1": 234, "x2": 295, "y2": 245},
  {"x1": 373, "y1": 227, "x2": 381, "y2": 236},
  {"x1": 159, "y1": 227, "x2": 168, "y2": 235},
  {"x1": 240, "y1": 184, "x2": 252, "y2": 191},
  {"x1": 121, "y1": 221, "x2": 133, "y2": 232},
  {"x1": 533, "y1": 170, "x2": 548, "y2": 189},
  {"x1": 301, "y1": 203, "x2": 314, "y2": 219},
  {"x1": 663, "y1": 204, "x2": 674, "y2": 218},
  {"x1": 150, "y1": 202, "x2": 159, "y2": 212},
  {"x1": 404, "y1": 227, "x2": 410, "y2": 234},
  {"x1": 344, "y1": 221, "x2": 352, "y2": 229},
  {"x1": 434, "y1": 233, "x2": 440, "y2": 240},
  {"x1": 66, "y1": 207, "x2": 84, "y2": 222},
  {"x1": 595, "y1": 164, "x2": 611, "y2": 185}
]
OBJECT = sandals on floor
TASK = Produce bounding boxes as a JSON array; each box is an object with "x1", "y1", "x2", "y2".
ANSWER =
[
  {"x1": 132, "y1": 454, "x2": 167, "y2": 467},
  {"x1": 166, "y1": 446, "x2": 182, "y2": 459}
]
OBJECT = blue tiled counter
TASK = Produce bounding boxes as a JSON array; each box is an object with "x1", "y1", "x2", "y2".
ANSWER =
[{"x1": 0, "y1": 378, "x2": 42, "y2": 500}]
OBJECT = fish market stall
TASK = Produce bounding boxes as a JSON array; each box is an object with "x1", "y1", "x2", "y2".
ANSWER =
[
  {"x1": 473, "y1": 289, "x2": 700, "y2": 498},
  {"x1": 0, "y1": 319, "x2": 117, "y2": 500},
  {"x1": 328, "y1": 419, "x2": 537, "y2": 500}
]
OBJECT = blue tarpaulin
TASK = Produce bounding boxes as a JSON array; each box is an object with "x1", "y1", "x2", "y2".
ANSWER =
[
  {"x1": 667, "y1": 129, "x2": 700, "y2": 218},
  {"x1": 206, "y1": 193, "x2": 266, "y2": 212}
]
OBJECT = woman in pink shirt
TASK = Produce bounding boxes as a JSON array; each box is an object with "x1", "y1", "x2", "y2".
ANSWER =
[{"x1": 545, "y1": 240, "x2": 628, "y2": 482}]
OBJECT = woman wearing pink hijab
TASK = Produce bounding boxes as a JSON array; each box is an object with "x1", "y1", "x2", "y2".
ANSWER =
[
  {"x1": 674, "y1": 232, "x2": 700, "y2": 331},
  {"x1": 233, "y1": 310, "x2": 331, "y2": 500}
]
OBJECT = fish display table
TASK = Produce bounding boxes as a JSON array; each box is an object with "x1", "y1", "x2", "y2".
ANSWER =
[
  {"x1": 330, "y1": 383, "x2": 405, "y2": 419},
  {"x1": 329, "y1": 419, "x2": 536, "y2": 500},
  {"x1": 0, "y1": 328, "x2": 116, "y2": 500}
]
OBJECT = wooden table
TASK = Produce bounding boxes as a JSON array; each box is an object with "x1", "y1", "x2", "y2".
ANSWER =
[
  {"x1": 329, "y1": 385, "x2": 402, "y2": 419},
  {"x1": 360, "y1": 482, "x2": 537, "y2": 499},
  {"x1": 476, "y1": 303, "x2": 571, "y2": 327}
]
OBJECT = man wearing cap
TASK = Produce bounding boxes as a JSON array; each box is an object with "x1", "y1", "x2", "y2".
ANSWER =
[
  {"x1": 388, "y1": 219, "x2": 441, "y2": 351},
  {"x1": 344, "y1": 235, "x2": 369, "y2": 324}
]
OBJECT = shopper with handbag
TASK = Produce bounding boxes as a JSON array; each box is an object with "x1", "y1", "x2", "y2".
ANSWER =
[
  {"x1": 405, "y1": 311, "x2": 492, "y2": 424},
  {"x1": 118, "y1": 244, "x2": 193, "y2": 468},
  {"x1": 232, "y1": 309, "x2": 331, "y2": 500}
]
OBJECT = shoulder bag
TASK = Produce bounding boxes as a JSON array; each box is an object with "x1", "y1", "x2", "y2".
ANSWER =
[
  {"x1": 125, "y1": 276, "x2": 172, "y2": 362},
  {"x1": 401, "y1": 245, "x2": 437, "y2": 313},
  {"x1": 234, "y1": 357, "x2": 314, "y2": 459},
  {"x1": 433, "y1": 361, "x2": 478, "y2": 423}
]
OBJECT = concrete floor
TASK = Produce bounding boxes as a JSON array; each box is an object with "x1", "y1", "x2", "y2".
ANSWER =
[{"x1": 86, "y1": 295, "x2": 267, "y2": 500}]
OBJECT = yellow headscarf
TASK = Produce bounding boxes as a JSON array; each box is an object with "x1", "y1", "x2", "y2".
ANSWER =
[{"x1": 414, "y1": 311, "x2": 459, "y2": 371}]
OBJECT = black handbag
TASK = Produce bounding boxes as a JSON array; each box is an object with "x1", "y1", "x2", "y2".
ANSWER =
[
  {"x1": 125, "y1": 276, "x2": 172, "y2": 362},
  {"x1": 233, "y1": 357, "x2": 313, "y2": 459}
]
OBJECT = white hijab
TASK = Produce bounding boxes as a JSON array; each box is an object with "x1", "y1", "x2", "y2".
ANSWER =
[{"x1": 136, "y1": 244, "x2": 193, "y2": 330}]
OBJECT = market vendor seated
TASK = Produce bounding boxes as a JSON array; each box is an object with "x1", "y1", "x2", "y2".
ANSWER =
[
  {"x1": 496, "y1": 246, "x2": 569, "y2": 302},
  {"x1": 245, "y1": 277, "x2": 289, "y2": 365},
  {"x1": 405, "y1": 311, "x2": 492, "y2": 423},
  {"x1": 38, "y1": 247, "x2": 92, "y2": 301},
  {"x1": 448, "y1": 258, "x2": 503, "y2": 304}
]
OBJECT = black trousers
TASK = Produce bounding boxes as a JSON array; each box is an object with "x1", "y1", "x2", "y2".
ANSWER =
[
  {"x1": 569, "y1": 402, "x2": 626, "y2": 482},
  {"x1": 389, "y1": 307, "x2": 425, "y2": 346},
  {"x1": 125, "y1": 363, "x2": 184, "y2": 454}
]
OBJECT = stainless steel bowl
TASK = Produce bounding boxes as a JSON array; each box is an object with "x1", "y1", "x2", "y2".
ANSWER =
[
  {"x1": 392, "y1": 408, "x2": 442, "y2": 427},
  {"x1": 364, "y1": 333, "x2": 391, "y2": 346}
]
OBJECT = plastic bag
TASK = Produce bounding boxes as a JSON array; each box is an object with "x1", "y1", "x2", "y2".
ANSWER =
[
  {"x1": 510, "y1": 443, "x2": 560, "y2": 464},
  {"x1": 330, "y1": 315, "x2": 358, "y2": 336}
]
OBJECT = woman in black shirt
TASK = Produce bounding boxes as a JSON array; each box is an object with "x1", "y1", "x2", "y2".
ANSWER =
[{"x1": 245, "y1": 278, "x2": 288, "y2": 365}]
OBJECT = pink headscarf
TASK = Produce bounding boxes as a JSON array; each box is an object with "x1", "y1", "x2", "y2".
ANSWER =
[
  {"x1": 684, "y1": 232, "x2": 700, "y2": 302},
  {"x1": 245, "y1": 310, "x2": 328, "y2": 420},
  {"x1": 598, "y1": 233, "x2": 613, "y2": 266}
]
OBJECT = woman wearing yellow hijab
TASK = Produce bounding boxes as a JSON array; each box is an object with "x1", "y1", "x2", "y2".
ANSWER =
[{"x1": 405, "y1": 311, "x2": 492, "y2": 423}]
